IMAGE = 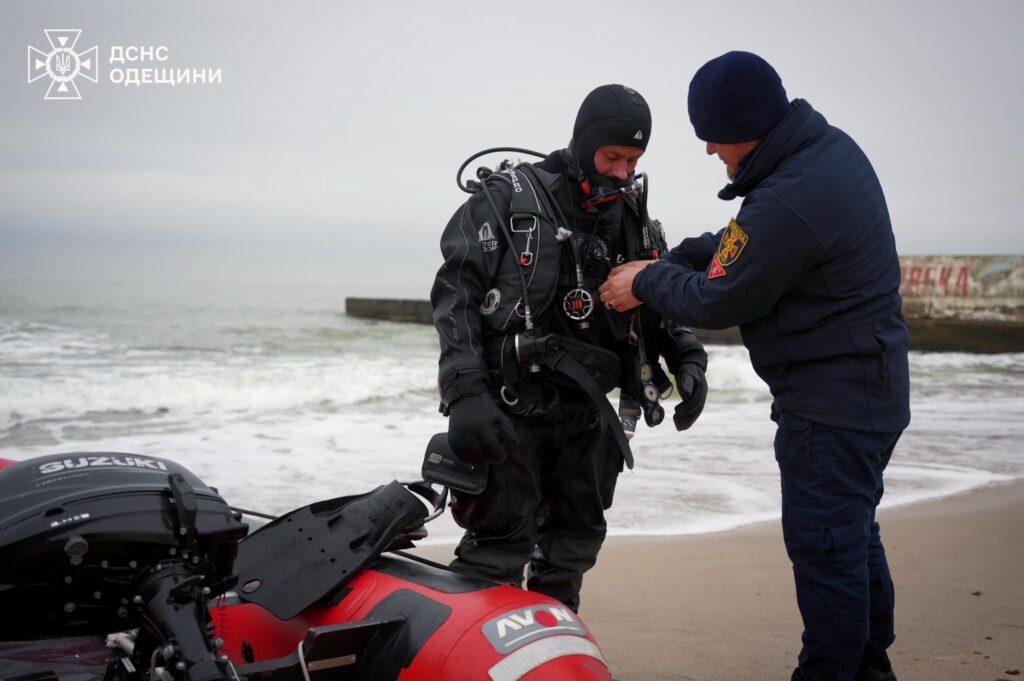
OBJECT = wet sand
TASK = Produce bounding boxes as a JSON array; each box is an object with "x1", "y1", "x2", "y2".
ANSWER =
[
  {"x1": 578, "y1": 481, "x2": 1024, "y2": 681},
  {"x1": 421, "y1": 481, "x2": 1023, "y2": 679}
]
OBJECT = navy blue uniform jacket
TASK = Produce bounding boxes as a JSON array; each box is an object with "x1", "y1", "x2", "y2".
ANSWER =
[{"x1": 634, "y1": 100, "x2": 910, "y2": 433}]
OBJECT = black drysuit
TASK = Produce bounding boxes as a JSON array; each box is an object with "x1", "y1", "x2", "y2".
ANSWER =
[{"x1": 430, "y1": 150, "x2": 706, "y2": 609}]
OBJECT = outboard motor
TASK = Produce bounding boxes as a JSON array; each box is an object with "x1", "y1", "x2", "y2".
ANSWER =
[{"x1": 0, "y1": 453, "x2": 248, "y2": 681}]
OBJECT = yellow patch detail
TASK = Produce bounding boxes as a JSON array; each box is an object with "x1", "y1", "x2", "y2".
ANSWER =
[{"x1": 716, "y1": 219, "x2": 749, "y2": 268}]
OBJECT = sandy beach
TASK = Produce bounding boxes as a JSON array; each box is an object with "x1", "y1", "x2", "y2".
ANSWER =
[
  {"x1": 420, "y1": 481, "x2": 1024, "y2": 680},
  {"x1": 580, "y1": 481, "x2": 1024, "y2": 680}
]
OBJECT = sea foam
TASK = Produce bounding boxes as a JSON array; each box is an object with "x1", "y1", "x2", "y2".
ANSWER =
[{"x1": 1, "y1": 286, "x2": 1021, "y2": 542}]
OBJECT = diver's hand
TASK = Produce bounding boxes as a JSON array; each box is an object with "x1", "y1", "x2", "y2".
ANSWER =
[
  {"x1": 448, "y1": 392, "x2": 518, "y2": 464},
  {"x1": 673, "y1": 362, "x2": 708, "y2": 431}
]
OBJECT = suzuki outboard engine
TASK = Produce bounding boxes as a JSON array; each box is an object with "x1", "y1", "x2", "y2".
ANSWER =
[{"x1": 0, "y1": 453, "x2": 248, "y2": 681}]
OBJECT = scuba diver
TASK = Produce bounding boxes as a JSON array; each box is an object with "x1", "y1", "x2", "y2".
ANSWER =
[{"x1": 430, "y1": 84, "x2": 708, "y2": 611}]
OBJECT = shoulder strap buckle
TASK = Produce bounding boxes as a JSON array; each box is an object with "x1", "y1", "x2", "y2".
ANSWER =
[
  {"x1": 509, "y1": 213, "x2": 537, "y2": 233},
  {"x1": 510, "y1": 213, "x2": 538, "y2": 266}
]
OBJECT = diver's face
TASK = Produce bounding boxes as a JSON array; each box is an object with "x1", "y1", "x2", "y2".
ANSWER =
[
  {"x1": 593, "y1": 145, "x2": 643, "y2": 181},
  {"x1": 706, "y1": 140, "x2": 760, "y2": 179}
]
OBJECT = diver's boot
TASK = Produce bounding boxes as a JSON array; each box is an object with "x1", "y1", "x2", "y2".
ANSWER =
[{"x1": 855, "y1": 652, "x2": 897, "y2": 681}]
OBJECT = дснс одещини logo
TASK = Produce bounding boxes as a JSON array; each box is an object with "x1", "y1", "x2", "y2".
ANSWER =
[{"x1": 27, "y1": 29, "x2": 99, "y2": 100}]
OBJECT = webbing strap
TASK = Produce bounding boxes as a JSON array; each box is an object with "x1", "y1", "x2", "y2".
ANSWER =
[{"x1": 541, "y1": 350, "x2": 634, "y2": 469}]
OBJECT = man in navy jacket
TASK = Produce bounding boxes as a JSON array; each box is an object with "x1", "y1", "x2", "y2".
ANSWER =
[{"x1": 600, "y1": 52, "x2": 910, "y2": 681}]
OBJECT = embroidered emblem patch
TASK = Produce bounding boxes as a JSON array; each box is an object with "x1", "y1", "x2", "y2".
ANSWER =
[
  {"x1": 716, "y1": 219, "x2": 749, "y2": 268},
  {"x1": 708, "y1": 258, "x2": 726, "y2": 279}
]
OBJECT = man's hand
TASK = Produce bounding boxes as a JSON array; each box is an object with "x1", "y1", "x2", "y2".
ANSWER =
[{"x1": 599, "y1": 260, "x2": 656, "y2": 313}]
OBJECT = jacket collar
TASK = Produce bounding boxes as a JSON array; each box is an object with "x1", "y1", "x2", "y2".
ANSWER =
[{"x1": 718, "y1": 99, "x2": 827, "y2": 200}]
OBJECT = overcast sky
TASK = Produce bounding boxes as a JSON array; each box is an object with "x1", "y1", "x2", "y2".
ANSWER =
[{"x1": 1, "y1": 1, "x2": 1021, "y2": 296}]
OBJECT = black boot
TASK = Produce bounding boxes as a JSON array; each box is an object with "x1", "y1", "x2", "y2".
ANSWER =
[
  {"x1": 791, "y1": 654, "x2": 896, "y2": 681},
  {"x1": 856, "y1": 652, "x2": 897, "y2": 681}
]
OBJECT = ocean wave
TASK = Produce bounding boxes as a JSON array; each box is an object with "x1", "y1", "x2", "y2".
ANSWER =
[
  {"x1": 0, "y1": 355, "x2": 438, "y2": 429},
  {"x1": 2, "y1": 371, "x2": 1020, "y2": 543},
  {"x1": 703, "y1": 345, "x2": 769, "y2": 394},
  {"x1": 0, "y1": 316, "x2": 432, "y2": 356},
  {"x1": 3, "y1": 296, "x2": 1023, "y2": 542}
]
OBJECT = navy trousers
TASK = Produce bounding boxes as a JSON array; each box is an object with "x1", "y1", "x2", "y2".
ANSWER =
[{"x1": 774, "y1": 411, "x2": 901, "y2": 681}]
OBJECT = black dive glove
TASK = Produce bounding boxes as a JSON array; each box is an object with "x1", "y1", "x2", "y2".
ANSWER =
[
  {"x1": 673, "y1": 363, "x2": 708, "y2": 431},
  {"x1": 444, "y1": 371, "x2": 518, "y2": 464}
]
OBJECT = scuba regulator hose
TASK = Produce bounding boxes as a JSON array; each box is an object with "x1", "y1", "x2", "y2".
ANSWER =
[
  {"x1": 458, "y1": 147, "x2": 547, "y2": 333},
  {"x1": 456, "y1": 147, "x2": 547, "y2": 194}
]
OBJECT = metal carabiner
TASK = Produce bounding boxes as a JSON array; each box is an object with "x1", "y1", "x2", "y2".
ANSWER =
[{"x1": 511, "y1": 214, "x2": 538, "y2": 268}]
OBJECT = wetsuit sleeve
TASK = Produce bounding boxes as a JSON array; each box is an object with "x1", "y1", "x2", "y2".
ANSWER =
[
  {"x1": 661, "y1": 229, "x2": 723, "y2": 271},
  {"x1": 430, "y1": 188, "x2": 509, "y2": 393},
  {"x1": 633, "y1": 192, "x2": 823, "y2": 330}
]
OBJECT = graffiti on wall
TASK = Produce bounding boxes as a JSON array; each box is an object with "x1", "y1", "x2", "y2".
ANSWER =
[
  {"x1": 897, "y1": 256, "x2": 1022, "y2": 323},
  {"x1": 900, "y1": 265, "x2": 970, "y2": 297}
]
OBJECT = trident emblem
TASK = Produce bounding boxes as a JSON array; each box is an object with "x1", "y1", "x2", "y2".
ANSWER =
[
  {"x1": 54, "y1": 52, "x2": 73, "y2": 76},
  {"x1": 27, "y1": 29, "x2": 99, "y2": 100}
]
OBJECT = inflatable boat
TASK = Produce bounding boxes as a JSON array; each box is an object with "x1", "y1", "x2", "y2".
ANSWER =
[{"x1": 0, "y1": 452, "x2": 611, "y2": 680}]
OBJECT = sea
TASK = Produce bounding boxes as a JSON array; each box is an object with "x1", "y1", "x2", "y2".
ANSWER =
[{"x1": 2, "y1": 277, "x2": 1022, "y2": 544}]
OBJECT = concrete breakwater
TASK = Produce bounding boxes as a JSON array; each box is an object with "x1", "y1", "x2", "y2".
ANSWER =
[{"x1": 346, "y1": 256, "x2": 1024, "y2": 353}]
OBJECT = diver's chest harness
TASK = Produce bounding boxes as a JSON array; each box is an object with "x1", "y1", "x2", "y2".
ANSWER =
[
  {"x1": 464, "y1": 151, "x2": 662, "y2": 333},
  {"x1": 456, "y1": 148, "x2": 672, "y2": 468}
]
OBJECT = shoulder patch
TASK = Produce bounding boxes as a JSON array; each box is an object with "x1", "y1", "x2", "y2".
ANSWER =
[
  {"x1": 708, "y1": 258, "x2": 726, "y2": 279},
  {"x1": 715, "y1": 219, "x2": 749, "y2": 268}
]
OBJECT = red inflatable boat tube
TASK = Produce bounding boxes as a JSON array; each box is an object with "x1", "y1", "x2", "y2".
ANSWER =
[{"x1": 211, "y1": 557, "x2": 612, "y2": 680}]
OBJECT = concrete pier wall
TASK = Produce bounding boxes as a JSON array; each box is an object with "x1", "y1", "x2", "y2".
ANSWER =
[
  {"x1": 345, "y1": 297, "x2": 433, "y2": 325},
  {"x1": 898, "y1": 256, "x2": 1022, "y2": 323},
  {"x1": 345, "y1": 256, "x2": 1024, "y2": 353}
]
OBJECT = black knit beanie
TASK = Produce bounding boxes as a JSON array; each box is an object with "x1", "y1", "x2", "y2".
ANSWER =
[
  {"x1": 571, "y1": 84, "x2": 651, "y2": 176},
  {"x1": 687, "y1": 51, "x2": 790, "y2": 144}
]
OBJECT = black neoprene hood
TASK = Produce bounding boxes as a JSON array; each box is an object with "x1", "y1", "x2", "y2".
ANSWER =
[{"x1": 571, "y1": 84, "x2": 652, "y2": 176}]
